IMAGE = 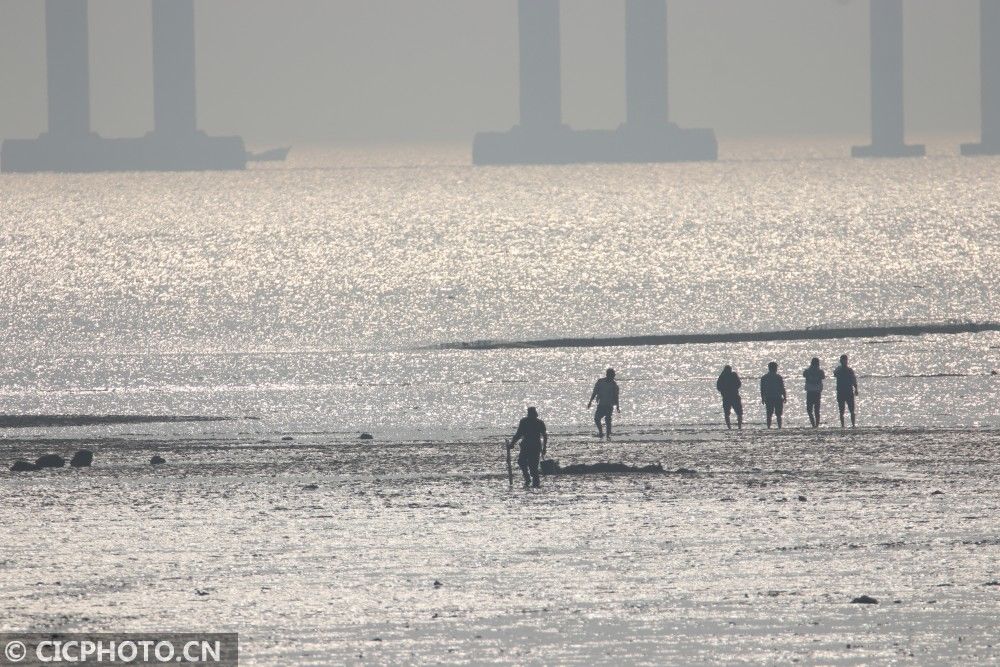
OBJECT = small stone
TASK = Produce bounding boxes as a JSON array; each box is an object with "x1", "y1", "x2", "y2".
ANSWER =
[
  {"x1": 11, "y1": 460, "x2": 38, "y2": 472},
  {"x1": 851, "y1": 595, "x2": 879, "y2": 604},
  {"x1": 359, "y1": 433, "x2": 374, "y2": 440},
  {"x1": 930, "y1": 490, "x2": 945, "y2": 496},
  {"x1": 70, "y1": 450, "x2": 94, "y2": 468},
  {"x1": 281, "y1": 436, "x2": 294, "y2": 441},
  {"x1": 798, "y1": 495, "x2": 807, "y2": 502},
  {"x1": 302, "y1": 484, "x2": 319, "y2": 491},
  {"x1": 150, "y1": 455, "x2": 167, "y2": 465},
  {"x1": 35, "y1": 454, "x2": 65, "y2": 469},
  {"x1": 433, "y1": 580, "x2": 443, "y2": 588}
]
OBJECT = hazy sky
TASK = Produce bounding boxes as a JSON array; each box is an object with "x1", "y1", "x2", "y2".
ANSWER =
[{"x1": 0, "y1": 0, "x2": 984, "y2": 144}]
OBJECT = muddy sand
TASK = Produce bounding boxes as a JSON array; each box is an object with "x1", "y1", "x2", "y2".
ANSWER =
[{"x1": 2, "y1": 426, "x2": 999, "y2": 664}]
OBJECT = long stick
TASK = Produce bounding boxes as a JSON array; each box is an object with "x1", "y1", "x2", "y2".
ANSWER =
[{"x1": 505, "y1": 439, "x2": 513, "y2": 488}]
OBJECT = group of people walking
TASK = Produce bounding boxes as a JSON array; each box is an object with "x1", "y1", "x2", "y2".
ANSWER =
[
  {"x1": 507, "y1": 359, "x2": 860, "y2": 488},
  {"x1": 716, "y1": 354, "x2": 859, "y2": 430}
]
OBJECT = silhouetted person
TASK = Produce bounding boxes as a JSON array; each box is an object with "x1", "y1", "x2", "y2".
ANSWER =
[
  {"x1": 588, "y1": 368, "x2": 620, "y2": 439},
  {"x1": 716, "y1": 365, "x2": 743, "y2": 430},
  {"x1": 803, "y1": 357, "x2": 825, "y2": 428},
  {"x1": 834, "y1": 354, "x2": 859, "y2": 428},
  {"x1": 509, "y1": 406, "x2": 548, "y2": 488},
  {"x1": 760, "y1": 362, "x2": 787, "y2": 429}
]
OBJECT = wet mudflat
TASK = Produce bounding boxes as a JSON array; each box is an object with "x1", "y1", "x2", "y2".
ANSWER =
[{"x1": 2, "y1": 427, "x2": 998, "y2": 664}]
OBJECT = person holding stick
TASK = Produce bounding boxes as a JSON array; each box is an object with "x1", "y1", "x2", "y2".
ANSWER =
[{"x1": 508, "y1": 406, "x2": 548, "y2": 488}]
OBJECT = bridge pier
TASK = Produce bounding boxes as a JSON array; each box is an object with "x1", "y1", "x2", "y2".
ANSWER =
[
  {"x1": 625, "y1": 0, "x2": 669, "y2": 129},
  {"x1": 2, "y1": 0, "x2": 245, "y2": 173},
  {"x1": 474, "y1": 0, "x2": 715, "y2": 165},
  {"x1": 142, "y1": 0, "x2": 246, "y2": 171},
  {"x1": 46, "y1": 0, "x2": 91, "y2": 140},
  {"x1": 153, "y1": 0, "x2": 198, "y2": 137},
  {"x1": 853, "y1": 0, "x2": 924, "y2": 158},
  {"x1": 0, "y1": 0, "x2": 97, "y2": 172},
  {"x1": 963, "y1": 0, "x2": 1000, "y2": 155},
  {"x1": 517, "y1": 0, "x2": 562, "y2": 132}
]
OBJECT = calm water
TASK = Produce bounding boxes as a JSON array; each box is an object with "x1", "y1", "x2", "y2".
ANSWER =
[{"x1": 2, "y1": 141, "x2": 999, "y2": 664}]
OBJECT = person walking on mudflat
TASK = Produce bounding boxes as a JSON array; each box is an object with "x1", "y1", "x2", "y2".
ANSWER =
[
  {"x1": 760, "y1": 362, "x2": 787, "y2": 429},
  {"x1": 716, "y1": 365, "x2": 743, "y2": 430},
  {"x1": 588, "y1": 368, "x2": 620, "y2": 439},
  {"x1": 834, "y1": 354, "x2": 860, "y2": 428},
  {"x1": 509, "y1": 407, "x2": 548, "y2": 488},
  {"x1": 803, "y1": 357, "x2": 825, "y2": 428}
]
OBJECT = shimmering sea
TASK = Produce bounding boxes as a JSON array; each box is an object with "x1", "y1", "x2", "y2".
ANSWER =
[{"x1": 1, "y1": 140, "x2": 998, "y2": 664}]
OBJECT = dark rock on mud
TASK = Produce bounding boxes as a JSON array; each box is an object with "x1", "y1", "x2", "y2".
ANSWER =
[
  {"x1": 150, "y1": 455, "x2": 166, "y2": 465},
  {"x1": 798, "y1": 495, "x2": 807, "y2": 502},
  {"x1": 930, "y1": 490, "x2": 945, "y2": 496},
  {"x1": 302, "y1": 484, "x2": 319, "y2": 491},
  {"x1": 35, "y1": 454, "x2": 65, "y2": 469},
  {"x1": 70, "y1": 450, "x2": 94, "y2": 468},
  {"x1": 851, "y1": 595, "x2": 879, "y2": 604},
  {"x1": 359, "y1": 433, "x2": 374, "y2": 440},
  {"x1": 11, "y1": 460, "x2": 38, "y2": 472},
  {"x1": 281, "y1": 436, "x2": 294, "y2": 441}
]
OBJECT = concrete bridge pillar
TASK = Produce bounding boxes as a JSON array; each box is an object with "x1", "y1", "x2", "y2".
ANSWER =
[
  {"x1": 473, "y1": 0, "x2": 716, "y2": 164},
  {"x1": 45, "y1": 0, "x2": 91, "y2": 138},
  {"x1": 152, "y1": 0, "x2": 198, "y2": 137},
  {"x1": 2, "y1": 0, "x2": 245, "y2": 172},
  {"x1": 852, "y1": 0, "x2": 924, "y2": 158},
  {"x1": 625, "y1": 0, "x2": 669, "y2": 128},
  {"x1": 518, "y1": 0, "x2": 562, "y2": 130},
  {"x1": 963, "y1": 0, "x2": 1000, "y2": 155}
]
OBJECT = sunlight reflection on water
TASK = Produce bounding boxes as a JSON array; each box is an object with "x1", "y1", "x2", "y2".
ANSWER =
[
  {"x1": 0, "y1": 142, "x2": 997, "y2": 354},
  {"x1": 0, "y1": 142, "x2": 997, "y2": 434}
]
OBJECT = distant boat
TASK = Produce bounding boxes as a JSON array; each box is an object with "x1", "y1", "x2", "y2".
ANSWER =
[{"x1": 246, "y1": 146, "x2": 291, "y2": 162}]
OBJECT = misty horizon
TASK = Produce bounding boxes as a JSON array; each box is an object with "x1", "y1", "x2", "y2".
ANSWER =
[{"x1": 0, "y1": 0, "x2": 987, "y2": 145}]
